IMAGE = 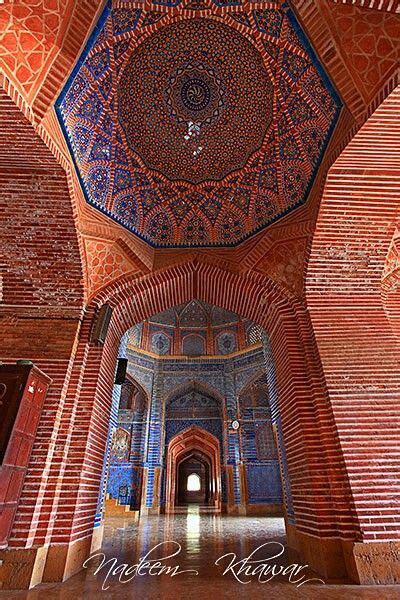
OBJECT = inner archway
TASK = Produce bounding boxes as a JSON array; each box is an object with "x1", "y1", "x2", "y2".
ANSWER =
[
  {"x1": 177, "y1": 453, "x2": 210, "y2": 505},
  {"x1": 166, "y1": 426, "x2": 221, "y2": 513},
  {"x1": 50, "y1": 262, "x2": 355, "y2": 584},
  {"x1": 98, "y1": 300, "x2": 285, "y2": 520}
]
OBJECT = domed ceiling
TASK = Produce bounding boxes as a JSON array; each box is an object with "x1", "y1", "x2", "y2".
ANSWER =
[
  {"x1": 128, "y1": 300, "x2": 261, "y2": 357},
  {"x1": 56, "y1": 0, "x2": 341, "y2": 248}
]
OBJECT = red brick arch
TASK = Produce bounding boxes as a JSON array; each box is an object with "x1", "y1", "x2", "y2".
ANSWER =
[
  {"x1": 165, "y1": 426, "x2": 221, "y2": 513},
  {"x1": 10, "y1": 258, "x2": 362, "y2": 584}
]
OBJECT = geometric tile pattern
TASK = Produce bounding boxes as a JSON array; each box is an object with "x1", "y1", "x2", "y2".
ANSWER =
[
  {"x1": 119, "y1": 18, "x2": 273, "y2": 185},
  {"x1": 0, "y1": 0, "x2": 75, "y2": 101},
  {"x1": 246, "y1": 463, "x2": 282, "y2": 504},
  {"x1": 182, "y1": 334, "x2": 206, "y2": 356},
  {"x1": 129, "y1": 300, "x2": 253, "y2": 357},
  {"x1": 150, "y1": 332, "x2": 171, "y2": 355},
  {"x1": 216, "y1": 331, "x2": 237, "y2": 355},
  {"x1": 255, "y1": 237, "x2": 309, "y2": 297},
  {"x1": 255, "y1": 421, "x2": 278, "y2": 460},
  {"x1": 56, "y1": 0, "x2": 341, "y2": 247},
  {"x1": 325, "y1": 4, "x2": 399, "y2": 102},
  {"x1": 167, "y1": 390, "x2": 221, "y2": 418},
  {"x1": 83, "y1": 237, "x2": 138, "y2": 296}
]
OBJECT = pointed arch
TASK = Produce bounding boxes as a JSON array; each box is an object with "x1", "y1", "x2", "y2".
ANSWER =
[
  {"x1": 165, "y1": 379, "x2": 226, "y2": 423},
  {"x1": 164, "y1": 378, "x2": 225, "y2": 409},
  {"x1": 165, "y1": 426, "x2": 221, "y2": 512},
  {"x1": 179, "y1": 299, "x2": 209, "y2": 327},
  {"x1": 236, "y1": 368, "x2": 268, "y2": 397},
  {"x1": 122, "y1": 374, "x2": 149, "y2": 412}
]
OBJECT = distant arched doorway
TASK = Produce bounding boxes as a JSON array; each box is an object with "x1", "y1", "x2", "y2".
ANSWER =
[
  {"x1": 166, "y1": 426, "x2": 221, "y2": 512},
  {"x1": 177, "y1": 450, "x2": 211, "y2": 505}
]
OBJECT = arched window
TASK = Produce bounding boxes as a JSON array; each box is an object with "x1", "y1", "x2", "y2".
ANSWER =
[
  {"x1": 182, "y1": 334, "x2": 205, "y2": 356},
  {"x1": 187, "y1": 473, "x2": 201, "y2": 492},
  {"x1": 119, "y1": 380, "x2": 134, "y2": 410}
]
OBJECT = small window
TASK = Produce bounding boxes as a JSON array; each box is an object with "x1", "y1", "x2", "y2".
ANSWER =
[{"x1": 187, "y1": 473, "x2": 201, "y2": 492}]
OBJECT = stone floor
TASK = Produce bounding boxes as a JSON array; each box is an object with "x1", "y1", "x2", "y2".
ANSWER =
[{"x1": 2, "y1": 507, "x2": 400, "y2": 599}]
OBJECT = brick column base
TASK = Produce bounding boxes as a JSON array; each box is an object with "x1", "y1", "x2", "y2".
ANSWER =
[
  {"x1": 343, "y1": 540, "x2": 400, "y2": 585},
  {"x1": 0, "y1": 536, "x2": 92, "y2": 589},
  {"x1": 289, "y1": 528, "x2": 400, "y2": 584},
  {"x1": 0, "y1": 547, "x2": 47, "y2": 590}
]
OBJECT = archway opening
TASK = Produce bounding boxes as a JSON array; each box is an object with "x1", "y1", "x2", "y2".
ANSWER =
[
  {"x1": 179, "y1": 457, "x2": 209, "y2": 505},
  {"x1": 99, "y1": 300, "x2": 285, "y2": 522},
  {"x1": 166, "y1": 426, "x2": 221, "y2": 512},
  {"x1": 186, "y1": 472, "x2": 201, "y2": 492},
  {"x1": 79, "y1": 258, "x2": 365, "y2": 585}
]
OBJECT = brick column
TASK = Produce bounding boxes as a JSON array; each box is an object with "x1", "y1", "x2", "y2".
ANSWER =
[
  {"x1": 93, "y1": 333, "x2": 129, "y2": 545},
  {"x1": 0, "y1": 88, "x2": 85, "y2": 589},
  {"x1": 262, "y1": 335, "x2": 295, "y2": 528},
  {"x1": 306, "y1": 87, "x2": 400, "y2": 584}
]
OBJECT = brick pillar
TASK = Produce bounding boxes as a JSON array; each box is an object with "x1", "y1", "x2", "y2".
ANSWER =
[
  {"x1": 306, "y1": 87, "x2": 400, "y2": 584},
  {"x1": 93, "y1": 332, "x2": 129, "y2": 547},
  {"x1": 262, "y1": 335, "x2": 295, "y2": 529},
  {"x1": 36, "y1": 317, "x2": 119, "y2": 583},
  {"x1": 262, "y1": 299, "x2": 358, "y2": 580},
  {"x1": 0, "y1": 88, "x2": 85, "y2": 589}
]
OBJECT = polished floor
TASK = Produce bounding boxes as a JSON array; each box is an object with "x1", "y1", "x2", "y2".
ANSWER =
[{"x1": 2, "y1": 507, "x2": 400, "y2": 599}]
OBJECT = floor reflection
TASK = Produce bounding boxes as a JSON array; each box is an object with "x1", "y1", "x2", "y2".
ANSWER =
[
  {"x1": 186, "y1": 505, "x2": 201, "y2": 557},
  {"x1": 1, "y1": 509, "x2": 397, "y2": 599}
]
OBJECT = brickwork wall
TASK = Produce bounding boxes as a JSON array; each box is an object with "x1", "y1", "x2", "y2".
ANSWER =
[
  {"x1": 307, "y1": 86, "x2": 400, "y2": 542},
  {"x1": 0, "y1": 88, "x2": 83, "y2": 313},
  {"x1": 0, "y1": 88, "x2": 85, "y2": 549}
]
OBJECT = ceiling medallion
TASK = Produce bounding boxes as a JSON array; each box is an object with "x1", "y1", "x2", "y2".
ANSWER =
[
  {"x1": 166, "y1": 63, "x2": 225, "y2": 128},
  {"x1": 118, "y1": 18, "x2": 273, "y2": 184}
]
